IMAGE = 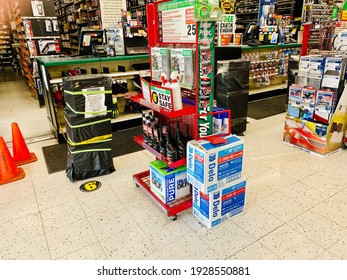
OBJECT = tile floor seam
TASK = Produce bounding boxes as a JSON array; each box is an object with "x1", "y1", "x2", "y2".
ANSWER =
[
  {"x1": 213, "y1": 222, "x2": 257, "y2": 260},
  {"x1": 31, "y1": 180, "x2": 53, "y2": 260},
  {"x1": 73, "y1": 193, "x2": 109, "y2": 260},
  {"x1": 55, "y1": 242, "x2": 102, "y2": 260},
  {"x1": 284, "y1": 216, "x2": 345, "y2": 250},
  {"x1": 324, "y1": 228, "x2": 347, "y2": 256},
  {"x1": 232, "y1": 220, "x2": 283, "y2": 258}
]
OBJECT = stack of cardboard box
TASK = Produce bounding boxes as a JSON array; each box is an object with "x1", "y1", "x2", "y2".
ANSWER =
[{"x1": 187, "y1": 134, "x2": 246, "y2": 228}]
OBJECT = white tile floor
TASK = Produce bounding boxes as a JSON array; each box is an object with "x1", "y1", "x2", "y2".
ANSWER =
[{"x1": 1, "y1": 77, "x2": 347, "y2": 260}]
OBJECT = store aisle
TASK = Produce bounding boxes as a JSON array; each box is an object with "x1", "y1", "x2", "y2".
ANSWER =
[
  {"x1": 0, "y1": 112, "x2": 346, "y2": 260},
  {"x1": 0, "y1": 69, "x2": 53, "y2": 144}
]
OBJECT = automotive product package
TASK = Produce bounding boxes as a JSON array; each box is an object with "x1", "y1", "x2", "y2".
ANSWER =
[
  {"x1": 187, "y1": 134, "x2": 244, "y2": 194},
  {"x1": 149, "y1": 160, "x2": 191, "y2": 204},
  {"x1": 151, "y1": 47, "x2": 171, "y2": 83},
  {"x1": 170, "y1": 48, "x2": 195, "y2": 89},
  {"x1": 193, "y1": 177, "x2": 246, "y2": 228}
]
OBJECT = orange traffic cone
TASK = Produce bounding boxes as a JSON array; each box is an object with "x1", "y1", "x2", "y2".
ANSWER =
[
  {"x1": 0, "y1": 136, "x2": 25, "y2": 185},
  {"x1": 11, "y1": 122, "x2": 37, "y2": 166}
]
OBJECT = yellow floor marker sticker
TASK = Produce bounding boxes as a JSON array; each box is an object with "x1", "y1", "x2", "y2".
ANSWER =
[{"x1": 80, "y1": 181, "x2": 102, "y2": 192}]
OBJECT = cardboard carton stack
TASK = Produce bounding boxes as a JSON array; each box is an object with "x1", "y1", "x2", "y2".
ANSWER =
[
  {"x1": 63, "y1": 75, "x2": 115, "y2": 182},
  {"x1": 186, "y1": 134, "x2": 246, "y2": 228}
]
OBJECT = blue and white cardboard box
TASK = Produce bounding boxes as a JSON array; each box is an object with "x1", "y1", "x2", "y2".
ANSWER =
[
  {"x1": 193, "y1": 177, "x2": 246, "y2": 228},
  {"x1": 149, "y1": 160, "x2": 191, "y2": 204},
  {"x1": 187, "y1": 134, "x2": 244, "y2": 194}
]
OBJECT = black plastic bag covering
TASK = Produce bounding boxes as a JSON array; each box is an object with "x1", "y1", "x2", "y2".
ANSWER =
[
  {"x1": 215, "y1": 59, "x2": 250, "y2": 134},
  {"x1": 64, "y1": 109, "x2": 112, "y2": 144},
  {"x1": 66, "y1": 140, "x2": 115, "y2": 182},
  {"x1": 63, "y1": 75, "x2": 113, "y2": 113}
]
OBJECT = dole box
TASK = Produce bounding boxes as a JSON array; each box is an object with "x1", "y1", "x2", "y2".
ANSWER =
[
  {"x1": 150, "y1": 160, "x2": 191, "y2": 204},
  {"x1": 193, "y1": 178, "x2": 246, "y2": 228},
  {"x1": 187, "y1": 134, "x2": 244, "y2": 194}
]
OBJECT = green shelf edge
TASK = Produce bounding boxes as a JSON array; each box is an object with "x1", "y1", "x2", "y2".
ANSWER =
[
  {"x1": 219, "y1": 43, "x2": 302, "y2": 50},
  {"x1": 37, "y1": 54, "x2": 149, "y2": 67}
]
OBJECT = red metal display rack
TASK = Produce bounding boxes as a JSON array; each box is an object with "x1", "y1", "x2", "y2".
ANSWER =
[
  {"x1": 133, "y1": 170, "x2": 192, "y2": 220},
  {"x1": 131, "y1": 0, "x2": 219, "y2": 219},
  {"x1": 130, "y1": 94, "x2": 196, "y2": 118}
]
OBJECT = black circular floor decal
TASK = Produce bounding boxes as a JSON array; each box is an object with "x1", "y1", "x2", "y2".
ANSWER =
[{"x1": 80, "y1": 181, "x2": 102, "y2": 192}]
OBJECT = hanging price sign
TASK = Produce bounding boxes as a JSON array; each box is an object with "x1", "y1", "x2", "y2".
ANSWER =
[{"x1": 158, "y1": 0, "x2": 196, "y2": 43}]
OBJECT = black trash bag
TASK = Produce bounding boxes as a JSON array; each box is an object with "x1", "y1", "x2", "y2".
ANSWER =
[
  {"x1": 66, "y1": 140, "x2": 115, "y2": 182},
  {"x1": 215, "y1": 59, "x2": 250, "y2": 135},
  {"x1": 63, "y1": 75, "x2": 113, "y2": 116},
  {"x1": 64, "y1": 109, "x2": 112, "y2": 144}
]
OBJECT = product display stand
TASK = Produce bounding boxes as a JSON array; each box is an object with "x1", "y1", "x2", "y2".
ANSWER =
[{"x1": 130, "y1": 0, "x2": 225, "y2": 220}]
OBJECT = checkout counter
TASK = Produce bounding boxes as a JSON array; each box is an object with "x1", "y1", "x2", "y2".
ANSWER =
[{"x1": 37, "y1": 54, "x2": 149, "y2": 143}]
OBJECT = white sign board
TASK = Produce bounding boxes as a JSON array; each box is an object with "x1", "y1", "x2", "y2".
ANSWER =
[
  {"x1": 100, "y1": 0, "x2": 126, "y2": 28},
  {"x1": 158, "y1": 0, "x2": 196, "y2": 43}
]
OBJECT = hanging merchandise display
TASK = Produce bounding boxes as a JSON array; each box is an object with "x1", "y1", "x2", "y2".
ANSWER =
[
  {"x1": 196, "y1": 21, "x2": 215, "y2": 138},
  {"x1": 130, "y1": 0, "x2": 239, "y2": 226}
]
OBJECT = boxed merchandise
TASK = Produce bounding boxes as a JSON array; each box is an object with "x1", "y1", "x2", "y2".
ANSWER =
[
  {"x1": 308, "y1": 56, "x2": 325, "y2": 76},
  {"x1": 283, "y1": 85, "x2": 347, "y2": 155},
  {"x1": 170, "y1": 48, "x2": 195, "y2": 89},
  {"x1": 322, "y1": 57, "x2": 346, "y2": 94},
  {"x1": 151, "y1": 47, "x2": 171, "y2": 83},
  {"x1": 66, "y1": 139, "x2": 115, "y2": 182},
  {"x1": 307, "y1": 56, "x2": 325, "y2": 89},
  {"x1": 300, "y1": 88, "x2": 316, "y2": 121},
  {"x1": 64, "y1": 109, "x2": 112, "y2": 144},
  {"x1": 63, "y1": 75, "x2": 113, "y2": 117},
  {"x1": 287, "y1": 84, "x2": 302, "y2": 118},
  {"x1": 187, "y1": 134, "x2": 244, "y2": 194},
  {"x1": 298, "y1": 56, "x2": 310, "y2": 75},
  {"x1": 313, "y1": 90, "x2": 337, "y2": 125},
  {"x1": 297, "y1": 56, "x2": 310, "y2": 86},
  {"x1": 149, "y1": 160, "x2": 191, "y2": 204},
  {"x1": 297, "y1": 75, "x2": 308, "y2": 86},
  {"x1": 193, "y1": 178, "x2": 246, "y2": 228}
]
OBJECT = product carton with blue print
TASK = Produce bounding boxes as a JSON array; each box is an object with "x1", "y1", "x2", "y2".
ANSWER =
[
  {"x1": 313, "y1": 89, "x2": 337, "y2": 125},
  {"x1": 193, "y1": 177, "x2": 246, "y2": 228},
  {"x1": 300, "y1": 87, "x2": 316, "y2": 121},
  {"x1": 149, "y1": 160, "x2": 191, "y2": 204},
  {"x1": 308, "y1": 56, "x2": 325, "y2": 89},
  {"x1": 187, "y1": 134, "x2": 244, "y2": 194},
  {"x1": 288, "y1": 84, "x2": 302, "y2": 118},
  {"x1": 297, "y1": 56, "x2": 310, "y2": 86}
]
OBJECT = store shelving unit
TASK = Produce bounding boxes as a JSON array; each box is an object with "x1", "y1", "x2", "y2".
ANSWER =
[
  {"x1": 55, "y1": 0, "x2": 102, "y2": 55},
  {"x1": 235, "y1": 0, "x2": 260, "y2": 31},
  {"x1": 9, "y1": 0, "x2": 61, "y2": 106},
  {"x1": 302, "y1": 2, "x2": 332, "y2": 23},
  {"x1": 275, "y1": 0, "x2": 296, "y2": 17},
  {"x1": 0, "y1": 10, "x2": 13, "y2": 70},
  {"x1": 216, "y1": 43, "x2": 301, "y2": 98}
]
